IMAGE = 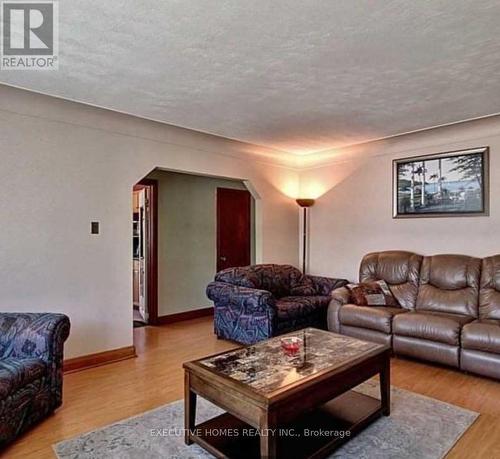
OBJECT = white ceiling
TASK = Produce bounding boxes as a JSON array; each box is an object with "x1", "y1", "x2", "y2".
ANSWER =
[{"x1": 3, "y1": 0, "x2": 500, "y2": 155}]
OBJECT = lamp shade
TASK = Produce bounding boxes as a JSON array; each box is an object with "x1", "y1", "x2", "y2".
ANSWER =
[{"x1": 296, "y1": 198, "x2": 315, "y2": 208}]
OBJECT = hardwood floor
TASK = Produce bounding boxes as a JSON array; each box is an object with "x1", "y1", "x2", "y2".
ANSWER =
[{"x1": 5, "y1": 317, "x2": 500, "y2": 458}]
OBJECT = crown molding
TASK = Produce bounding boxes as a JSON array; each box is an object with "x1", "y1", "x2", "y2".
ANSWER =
[
  {"x1": 0, "y1": 83, "x2": 300, "y2": 170},
  {"x1": 3, "y1": 83, "x2": 500, "y2": 172}
]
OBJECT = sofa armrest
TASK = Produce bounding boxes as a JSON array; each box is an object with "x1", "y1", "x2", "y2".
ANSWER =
[
  {"x1": 327, "y1": 287, "x2": 351, "y2": 332},
  {"x1": 306, "y1": 275, "x2": 348, "y2": 296},
  {"x1": 0, "y1": 313, "x2": 70, "y2": 407},
  {"x1": 207, "y1": 282, "x2": 276, "y2": 316}
]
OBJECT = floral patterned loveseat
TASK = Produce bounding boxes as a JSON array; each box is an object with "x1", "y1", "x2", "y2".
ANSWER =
[
  {"x1": 207, "y1": 264, "x2": 347, "y2": 344},
  {"x1": 0, "y1": 313, "x2": 70, "y2": 448}
]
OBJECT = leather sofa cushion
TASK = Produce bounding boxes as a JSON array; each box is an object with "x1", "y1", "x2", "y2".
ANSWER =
[
  {"x1": 480, "y1": 256, "x2": 500, "y2": 320},
  {"x1": 417, "y1": 254, "x2": 481, "y2": 317},
  {"x1": 393, "y1": 335, "x2": 459, "y2": 367},
  {"x1": 360, "y1": 251, "x2": 422, "y2": 310},
  {"x1": 0, "y1": 358, "x2": 47, "y2": 398},
  {"x1": 393, "y1": 311, "x2": 473, "y2": 345},
  {"x1": 276, "y1": 296, "x2": 330, "y2": 320},
  {"x1": 461, "y1": 349, "x2": 500, "y2": 380},
  {"x1": 462, "y1": 319, "x2": 500, "y2": 353},
  {"x1": 339, "y1": 305, "x2": 407, "y2": 333},
  {"x1": 340, "y1": 325, "x2": 392, "y2": 346}
]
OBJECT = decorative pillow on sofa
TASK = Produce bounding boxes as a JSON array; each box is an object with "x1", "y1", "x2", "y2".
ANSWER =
[{"x1": 346, "y1": 280, "x2": 398, "y2": 306}]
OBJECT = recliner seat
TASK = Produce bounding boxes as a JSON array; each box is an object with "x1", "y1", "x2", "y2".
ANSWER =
[
  {"x1": 460, "y1": 255, "x2": 500, "y2": 379},
  {"x1": 393, "y1": 254, "x2": 480, "y2": 368},
  {"x1": 339, "y1": 305, "x2": 406, "y2": 334},
  {"x1": 462, "y1": 320, "x2": 500, "y2": 354},
  {"x1": 393, "y1": 311, "x2": 472, "y2": 345}
]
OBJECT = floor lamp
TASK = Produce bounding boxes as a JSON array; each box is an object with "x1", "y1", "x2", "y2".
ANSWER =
[{"x1": 296, "y1": 198, "x2": 315, "y2": 274}]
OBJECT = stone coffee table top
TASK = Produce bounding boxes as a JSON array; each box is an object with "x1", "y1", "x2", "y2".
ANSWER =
[{"x1": 199, "y1": 328, "x2": 381, "y2": 395}]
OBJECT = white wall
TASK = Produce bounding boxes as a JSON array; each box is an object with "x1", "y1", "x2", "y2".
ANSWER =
[
  {"x1": 0, "y1": 86, "x2": 299, "y2": 359},
  {"x1": 302, "y1": 117, "x2": 500, "y2": 281}
]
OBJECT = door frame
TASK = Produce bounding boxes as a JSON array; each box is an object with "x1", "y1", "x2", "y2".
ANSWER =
[{"x1": 135, "y1": 179, "x2": 159, "y2": 324}]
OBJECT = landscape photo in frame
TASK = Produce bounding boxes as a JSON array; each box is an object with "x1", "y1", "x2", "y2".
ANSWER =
[{"x1": 393, "y1": 147, "x2": 489, "y2": 218}]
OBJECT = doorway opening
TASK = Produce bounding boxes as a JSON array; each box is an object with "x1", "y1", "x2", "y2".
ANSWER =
[
  {"x1": 132, "y1": 179, "x2": 158, "y2": 327},
  {"x1": 132, "y1": 168, "x2": 256, "y2": 329}
]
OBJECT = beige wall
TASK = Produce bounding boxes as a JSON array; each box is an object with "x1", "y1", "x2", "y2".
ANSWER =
[
  {"x1": 7, "y1": 82, "x2": 497, "y2": 358},
  {"x1": 146, "y1": 170, "x2": 255, "y2": 316},
  {"x1": 302, "y1": 117, "x2": 500, "y2": 281},
  {"x1": 0, "y1": 85, "x2": 299, "y2": 359}
]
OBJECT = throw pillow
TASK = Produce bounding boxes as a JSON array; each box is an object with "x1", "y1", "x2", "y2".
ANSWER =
[{"x1": 346, "y1": 280, "x2": 398, "y2": 306}]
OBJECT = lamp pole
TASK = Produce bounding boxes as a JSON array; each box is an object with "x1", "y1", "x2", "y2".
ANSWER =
[
  {"x1": 296, "y1": 199, "x2": 315, "y2": 274},
  {"x1": 302, "y1": 206, "x2": 307, "y2": 273}
]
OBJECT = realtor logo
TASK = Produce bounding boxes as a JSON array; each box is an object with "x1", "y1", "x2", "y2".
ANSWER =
[{"x1": 1, "y1": 1, "x2": 58, "y2": 70}]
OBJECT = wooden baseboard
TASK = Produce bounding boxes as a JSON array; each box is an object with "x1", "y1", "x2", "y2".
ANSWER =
[
  {"x1": 156, "y1": 307, "x2": 214, "y2": 325},
  {"x1": 64, "y1": 345, "x2": 136, "y2": 373}
]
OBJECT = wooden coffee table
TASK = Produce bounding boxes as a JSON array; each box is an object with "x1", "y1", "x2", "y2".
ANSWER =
[{"x1": 183, "y1": 328, "x2": 390, "y2": 458}]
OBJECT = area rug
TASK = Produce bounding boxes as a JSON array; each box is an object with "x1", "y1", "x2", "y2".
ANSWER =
[{"x1": 54, "y1": 380, "x2": 478, "y2": 459}]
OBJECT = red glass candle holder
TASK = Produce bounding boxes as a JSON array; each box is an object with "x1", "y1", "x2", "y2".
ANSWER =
[{"x1": 281, "y1": 337, "x2": 303, "y2": 356}]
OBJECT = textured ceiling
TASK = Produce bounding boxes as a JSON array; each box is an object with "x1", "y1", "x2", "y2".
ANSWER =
[{"x1": 2, "y1": 0, "x2": 500, "y2": 155}]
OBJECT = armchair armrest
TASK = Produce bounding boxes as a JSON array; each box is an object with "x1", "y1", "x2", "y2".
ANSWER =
[
  {"x1": 0, "y1": 313, "x2": 70, "y2": 360},
  {"x1": 327, "y1": 286, "x2": 351, "y2": 332},
  {"x1": 207, "y1": 282, "x2": 276, "y2": 316},
  {"x1": 207, "y1": 282, "x2": 277, "y2": 343},
  {"x1": 306, "y1": 275, "x2": 348, "y2": 296},
  {"x1": 0, "y1": 313, "x2": 70, "y2": 406}
]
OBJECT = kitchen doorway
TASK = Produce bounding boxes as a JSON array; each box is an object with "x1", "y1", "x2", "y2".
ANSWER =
[{"x1": 132, "y1": 179, "x2": 158, "y2": 326}]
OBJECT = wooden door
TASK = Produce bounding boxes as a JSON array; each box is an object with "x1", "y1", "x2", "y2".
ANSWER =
[{"x1": 216, "y1": 188, "x2": 251, "y2": 272}]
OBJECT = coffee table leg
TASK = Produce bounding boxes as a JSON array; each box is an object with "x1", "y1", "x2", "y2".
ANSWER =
[
  {"x1": 380, "y1": 357, "x2": 391, "y2": 416},
  {"x1": 184, "y1": 371, "x2": 197, "y2": 445},
  {"x1": 260, "y1": 411, "x2": 277, "y2": 459}
]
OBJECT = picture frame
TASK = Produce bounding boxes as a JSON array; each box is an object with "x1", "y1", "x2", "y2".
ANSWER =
[{"x1": 393, "y1": 147, "x2": 489, "y2": 218}]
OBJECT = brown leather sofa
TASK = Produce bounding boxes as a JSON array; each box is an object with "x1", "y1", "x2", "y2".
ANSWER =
[{"x1": 328, "y1": 251, "x2": 500, "y2": 380}]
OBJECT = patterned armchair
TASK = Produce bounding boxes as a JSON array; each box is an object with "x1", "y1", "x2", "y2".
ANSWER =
[
  {"x1": 0, "y1": 313, "x2": 70, "y2": 448},
  {"x1": 207, "y1": 264, "x2": 347, "y2": 344}
]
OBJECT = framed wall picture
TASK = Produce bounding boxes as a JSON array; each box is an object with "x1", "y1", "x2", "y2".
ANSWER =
[{"x1": 393, "y1": 147, "x2": 489, "y2": 218}]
